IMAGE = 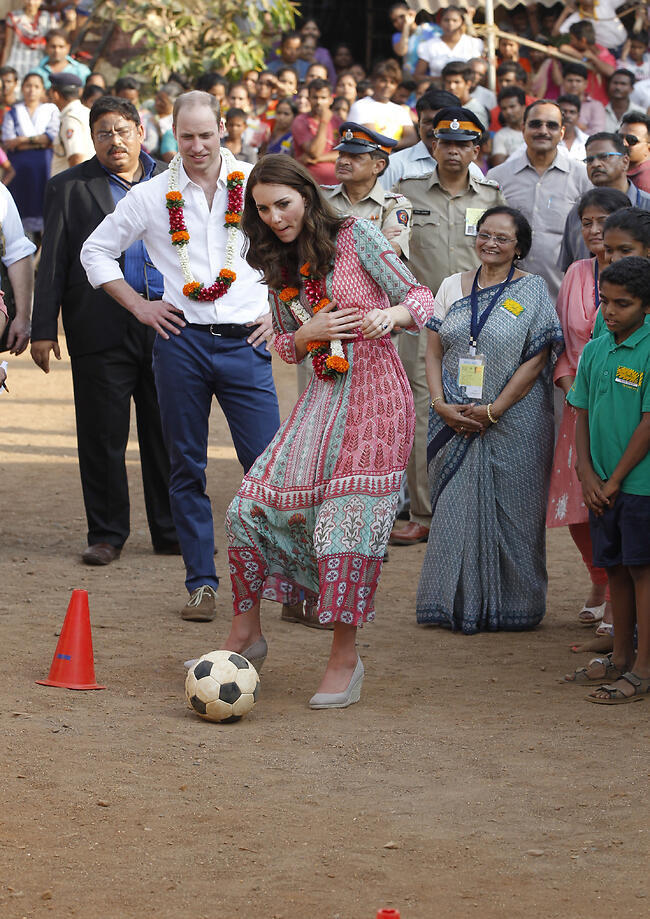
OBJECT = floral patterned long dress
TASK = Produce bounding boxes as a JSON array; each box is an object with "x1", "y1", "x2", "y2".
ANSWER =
[{"x1": 226, "y1": 218, "x2": 434, "y2": 626}]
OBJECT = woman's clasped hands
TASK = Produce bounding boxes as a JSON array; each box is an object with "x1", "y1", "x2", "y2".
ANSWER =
[
  {"x1": 434, "y1": 401, "x2": 498, "y2": 437},
  {"x1": 302, "y1": 302, "x2": 398, "y2": 342}
]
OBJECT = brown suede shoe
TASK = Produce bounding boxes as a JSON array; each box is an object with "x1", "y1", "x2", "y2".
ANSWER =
[
  {"x1": 388, "y1": 522, "x2": 430, "y2": 546},
  {"x1": 280, "y1": 601, "x2": 334, "y2": 630},
  {"x1": 82, "y1": 543, "x2": 121, "y2": 566},
  {"x1": 181, "y1": 585, "x2": 218, "y2": 621}
]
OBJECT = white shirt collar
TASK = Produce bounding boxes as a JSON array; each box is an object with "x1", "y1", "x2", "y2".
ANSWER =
[
  {"x1": 177, "y1": 151, "x2": 229, "y2": 191},
  {"x1": 412, "y1": 140, "x2": 433, "y2": 161},
  {"x1": 509, "y1": 145, "x2": 571, "y2": 174}
]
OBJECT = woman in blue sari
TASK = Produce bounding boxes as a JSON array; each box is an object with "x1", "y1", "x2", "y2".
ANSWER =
[{"x1": 417, "y1": 206, "x2": 564, "y2": 633}]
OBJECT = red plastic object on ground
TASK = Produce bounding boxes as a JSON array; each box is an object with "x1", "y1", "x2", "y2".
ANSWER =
[
  {"x1": 36, "y1": 589, "x2": 106, "y2": 690},
  {"x1": 377, "y1": 911, "x2": 401, "y2": 918}
]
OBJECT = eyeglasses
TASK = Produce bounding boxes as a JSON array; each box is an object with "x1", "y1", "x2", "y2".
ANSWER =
[
  {"x1": 583, "y1": 152, "x2": 625, "y2": 164},
  {"x1": 619, "y1": 133, "x2": 640, "y2": 146},
  {"x1": 476, "y1": 231, "x2": 516, "y2": 245},
  {"x1": 527, "y1": 119, "x2": 561, "y2": 130},
  {"x1": 94, "y1": 126, "x2": 135, "y2": 142}
]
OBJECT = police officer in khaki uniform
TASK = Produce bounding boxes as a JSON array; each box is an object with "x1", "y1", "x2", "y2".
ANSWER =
[
  {"x1": 50, "y1": 72, "x2": 94, "y2": 177},
  {"x1": 390, "y1": 107, "x2": 506, "y2": 546},
  {"x1": 322, "y1": 122, "x2": 412, "y2": 258}
]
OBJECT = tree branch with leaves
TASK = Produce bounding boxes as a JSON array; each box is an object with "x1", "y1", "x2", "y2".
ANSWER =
[{"x1": 95, "y1": 0, "x2": 299, "y2": 85}]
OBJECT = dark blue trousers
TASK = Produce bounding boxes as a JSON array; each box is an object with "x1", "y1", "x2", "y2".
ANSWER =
[{"x1": 152, "y1": 327, "x2": 280, "y2": 592}]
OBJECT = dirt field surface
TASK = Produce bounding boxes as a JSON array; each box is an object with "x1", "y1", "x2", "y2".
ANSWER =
[{"x1": 1, "y1": 344, "x2": 648, "y2": 919}]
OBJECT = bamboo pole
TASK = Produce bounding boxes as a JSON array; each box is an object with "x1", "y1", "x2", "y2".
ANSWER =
[
  {"x1": 484, "y1": 0, "x2": 497, "y2": 91},
  {"x1": 474, "y1": 24, "x2": 596, "y2": 70}
]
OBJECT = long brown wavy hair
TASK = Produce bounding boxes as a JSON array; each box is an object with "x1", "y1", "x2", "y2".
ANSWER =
[{"x1": 241, "y1": 155, "x2": 348, "y2": 290}]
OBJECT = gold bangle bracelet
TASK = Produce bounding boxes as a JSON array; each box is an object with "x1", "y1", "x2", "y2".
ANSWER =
[
  {"x1": 430, "y1": 395, "x2": 444, "y2": 409},
  {"x1": 486, "y1": 403, "x2": 498, "y2": 424}
]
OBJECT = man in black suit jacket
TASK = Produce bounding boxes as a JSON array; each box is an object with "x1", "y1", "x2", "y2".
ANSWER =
[{"x1": 31, "y1": 96, "x2": 177, "y2": 565}]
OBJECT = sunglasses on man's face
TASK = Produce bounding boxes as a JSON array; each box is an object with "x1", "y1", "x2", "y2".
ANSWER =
[
  {"x1": 527, "y1": 119, "x2": 561, "y2": 131},
  {"x1": 619, "y1": 133, "x2": 639, "y2": 146}
]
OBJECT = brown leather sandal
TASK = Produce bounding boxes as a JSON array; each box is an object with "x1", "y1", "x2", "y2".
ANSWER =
[
  {"x1": 586, "y1": 672, "x2": 650, "y2": 705},
  {"x1": 563, "y1": 654, "x2": 622, "y2": 685}
]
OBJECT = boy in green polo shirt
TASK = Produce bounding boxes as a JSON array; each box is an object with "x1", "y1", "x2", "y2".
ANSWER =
[{"x1": 568, "y1": 257, "x2": 650, "y2": 704}]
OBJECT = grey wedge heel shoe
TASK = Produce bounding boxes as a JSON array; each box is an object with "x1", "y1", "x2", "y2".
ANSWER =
[{"x1": 309, "y1": 658, "x2": 364, "y2": 710}]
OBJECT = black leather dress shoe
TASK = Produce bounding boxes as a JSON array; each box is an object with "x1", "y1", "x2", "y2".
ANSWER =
[{"x1": 82, "y1": 543, "x2": 121, "y2": 566}]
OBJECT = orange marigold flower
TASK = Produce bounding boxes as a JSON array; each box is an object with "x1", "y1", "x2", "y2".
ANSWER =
[
  {"x1": 171, "y1": 230, "x2": 190, "y2": 243},
  {"x1": 225, "y1": 213, "x2": 241, "y2": 224},
  {"x1": 166, "y1": 191, "x2": 182, "y2": 201},
  {"x1": 299, "y1": 262, "x2": 311, "y2": 276},
  {"x1": 279, "y1": 287, "x2": 299, "y2": 302},
  {"x1": 182, "y1": 282, "x2": 201, "y2": 296},
  {"x1": 306, "y1": 340, "x2": 328, "y2": 352},
  {"x1": 326, "y1": 355, "x2": 349, "y2": 372},
  {"x1": 228, "y1": 171, "x2": 245, "y2": 181},
  {"x1": 313, "y1": 298, "x2": 330, "y2": 313},
  {"x1": 219, "y1": 269, "x2": 236, "y2": 281}
]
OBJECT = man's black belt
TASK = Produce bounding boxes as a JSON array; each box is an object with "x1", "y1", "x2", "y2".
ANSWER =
[{"x1": 185, "y1": 322, "x2": 254, "y2": 338}]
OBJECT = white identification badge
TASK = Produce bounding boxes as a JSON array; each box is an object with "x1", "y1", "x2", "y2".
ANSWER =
[
  {"x1": 458, "y1": 352, "x2": 485, "y2": 399},
  {"x1": 465, "y1": 207, "x2": 485, "y2": 237}
]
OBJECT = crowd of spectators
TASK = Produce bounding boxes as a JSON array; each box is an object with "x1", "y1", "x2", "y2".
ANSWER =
[
  {"x1": 0, "y1": 2, "x2": 648, "y2": 241},
  {"x1": 0, "y1": 2, "x2": 649, "y2": 695}
]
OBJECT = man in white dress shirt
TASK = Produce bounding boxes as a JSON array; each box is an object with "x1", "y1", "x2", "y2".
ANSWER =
[
  {"x1": 81, "y1": 91, "x2": 280, "y2": 621},
  {"x1": 0, "y1": 182, "x2": 36, "y2": 355}
]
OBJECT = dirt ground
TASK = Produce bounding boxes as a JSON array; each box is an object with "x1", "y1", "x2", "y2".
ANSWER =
[{"x1": 1, "y1": 341, "x2": 648, "y2": 919}]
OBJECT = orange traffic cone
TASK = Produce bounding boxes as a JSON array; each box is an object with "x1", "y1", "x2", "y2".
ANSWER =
[{"x1": 36, "y1": 589, "x2": 106, "y2": 690}]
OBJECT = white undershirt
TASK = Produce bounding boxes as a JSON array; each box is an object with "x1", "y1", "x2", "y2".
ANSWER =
[{"x1": 433, "y1": 272, "x2": 464, "y2": 322}]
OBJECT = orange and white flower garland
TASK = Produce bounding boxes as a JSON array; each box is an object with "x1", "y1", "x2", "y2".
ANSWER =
[
  {"x1": 166, "y1": 148, "x2": 244, "y2": 302},
  {"x1": 278, "y1": 263, "x2": 349, "y2": 379}
]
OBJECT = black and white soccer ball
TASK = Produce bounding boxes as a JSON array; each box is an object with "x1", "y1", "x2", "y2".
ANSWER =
[{"x1": 185, "y1": 650, "x2": 260, "y2": 723}]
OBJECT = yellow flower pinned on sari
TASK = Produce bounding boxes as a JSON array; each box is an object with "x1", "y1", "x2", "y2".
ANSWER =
[{"x1": 502, "y1": 299, "x2": 524, "y2": 317}]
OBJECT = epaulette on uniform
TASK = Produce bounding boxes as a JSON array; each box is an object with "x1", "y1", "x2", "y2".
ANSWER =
[
  {"x1": 400, "y1": 170, "x2": 437, "y2": 183},
  {"x1": 478, "y1": 176, "x2": 501, "y2": 189}
]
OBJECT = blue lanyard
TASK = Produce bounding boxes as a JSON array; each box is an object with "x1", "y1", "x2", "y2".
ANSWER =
[{"x1": 469, "y1": 263, "x2": 515, "y2": 352}]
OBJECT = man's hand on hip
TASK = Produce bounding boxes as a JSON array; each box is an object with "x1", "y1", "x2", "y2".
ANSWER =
[
  {"x1": 132, "y1": 298, "x2": 186, "y2": 340},
  {"x1": 246, "y1": 311, "x2": 273, "y2": 349},
  {"x1": 101, "y1": 281, "x2": 186, "y2": 340}
]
